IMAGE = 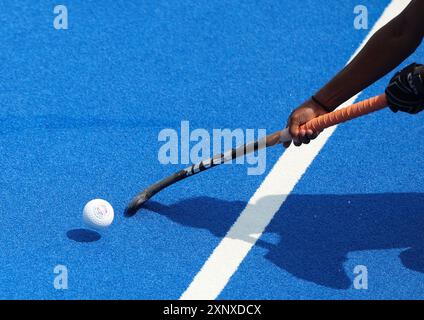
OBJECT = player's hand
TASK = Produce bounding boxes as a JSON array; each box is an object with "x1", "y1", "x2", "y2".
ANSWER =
[
  {"x1": 385, "y1": 62, "x2": 424, "y2": 114},
  {"x1": 283, "y1": 98, "x2": 329, "y2": 148}
]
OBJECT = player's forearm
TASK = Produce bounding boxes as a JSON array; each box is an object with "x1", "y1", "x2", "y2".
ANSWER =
[{"x1": 314, "y1": 9, "x2": 423, "y2": 111}]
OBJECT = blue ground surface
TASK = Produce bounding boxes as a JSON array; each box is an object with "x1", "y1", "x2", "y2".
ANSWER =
[{"x1": 0, "y1": 0, "x2": 423, "y2": 299}]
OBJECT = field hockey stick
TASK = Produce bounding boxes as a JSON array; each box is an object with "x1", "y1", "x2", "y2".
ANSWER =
[{"x1": 125, "y1": 93, "x2": 387, "y2": 216}]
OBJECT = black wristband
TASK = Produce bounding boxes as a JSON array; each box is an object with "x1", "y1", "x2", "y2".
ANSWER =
[{"x1": 311, "y1": 95, "x2": 331, "y2": 112}]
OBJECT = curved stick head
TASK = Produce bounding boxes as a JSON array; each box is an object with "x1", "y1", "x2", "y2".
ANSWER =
[{"x1": 124, "y1": 192, "x2": 150, "y2": 217}]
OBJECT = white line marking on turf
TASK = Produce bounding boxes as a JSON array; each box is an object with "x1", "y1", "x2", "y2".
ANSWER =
[{"x1": 180, "y1": 0, "x2": 411, "y2": 300}]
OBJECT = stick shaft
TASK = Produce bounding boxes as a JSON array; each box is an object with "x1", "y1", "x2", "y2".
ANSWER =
[{"x1": 160, "y1": 94, "x2": 387, "y2": 181}]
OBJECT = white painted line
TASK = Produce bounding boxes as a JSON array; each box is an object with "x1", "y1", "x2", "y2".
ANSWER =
[{"x1": 180, "y1": 0, "x2": 411, "y2": 300}]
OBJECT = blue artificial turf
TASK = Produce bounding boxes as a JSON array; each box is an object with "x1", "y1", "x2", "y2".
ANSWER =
[{"x1": 0, "y1": 0, "x2": 423, "y2": 299}]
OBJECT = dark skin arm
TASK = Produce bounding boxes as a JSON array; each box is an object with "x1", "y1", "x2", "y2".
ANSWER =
[{"x1": 284, "y1": 0, "x2": 424, "y2": 147}]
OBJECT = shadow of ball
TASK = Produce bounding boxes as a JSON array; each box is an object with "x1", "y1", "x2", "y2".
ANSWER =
[
  {"x1": 400, "y1": 248, "x2": 424, "y2": 273},
  {"x1": 67, "y1": 228, "x2": 101, "y2": 243}
]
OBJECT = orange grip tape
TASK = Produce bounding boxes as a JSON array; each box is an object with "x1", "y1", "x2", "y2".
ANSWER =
[{"x1": 301, "y1": 94, "x2": 388, "y2": 132}]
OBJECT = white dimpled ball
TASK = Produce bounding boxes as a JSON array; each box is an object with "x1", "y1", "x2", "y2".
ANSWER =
[{"x1": 83, "y1": 199, "x2": 114, "y2": 229}]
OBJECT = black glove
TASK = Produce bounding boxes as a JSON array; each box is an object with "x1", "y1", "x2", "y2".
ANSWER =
[{"x1": 385, "y1": 63, "x2": 424, "y2": 114}]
